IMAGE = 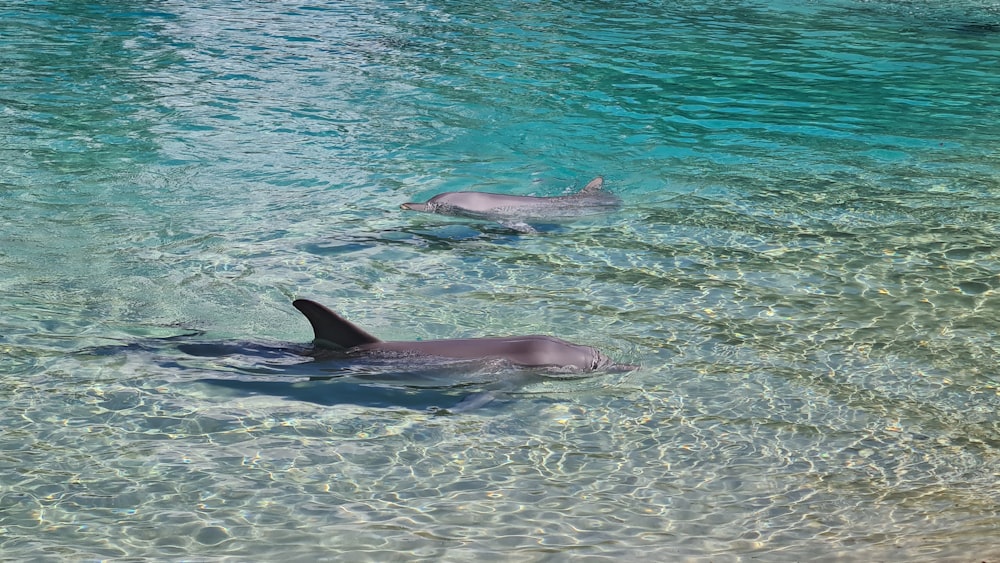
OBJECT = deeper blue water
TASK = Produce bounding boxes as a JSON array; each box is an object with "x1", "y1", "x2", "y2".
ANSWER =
[{"x1": 2, "y1": 0, "x2": 1000, "y2": 560}]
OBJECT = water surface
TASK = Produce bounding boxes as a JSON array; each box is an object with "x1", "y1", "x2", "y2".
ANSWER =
[{"x1": 2, "y1": 0, "x2": 999, "y2": 560}]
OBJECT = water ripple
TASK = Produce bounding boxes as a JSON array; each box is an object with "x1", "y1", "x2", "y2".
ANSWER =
[{"x1": 2, "y1": 0, "x2": 1000, "y2": 560}]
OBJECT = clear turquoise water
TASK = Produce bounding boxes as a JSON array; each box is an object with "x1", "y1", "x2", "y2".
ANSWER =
[{"x1": 2, "y1": 0, "x2": 1000, "y2": 559}]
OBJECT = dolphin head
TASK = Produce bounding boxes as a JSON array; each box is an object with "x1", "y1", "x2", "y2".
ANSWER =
[
  {"x1": 590, "y1": 348, "x2": 613, "y2": 370},
  {"x1": 402, "y1": 192, "x2": 465, "y2": 213},
  {"x1": 400, "y1": 201, "x2": 432, "y2": 212},
  {"x1": 545, "y1": 341, "x2": 634, "y2": 373},
  {"x1": 401, "y1": 193, "x2": 473, "y2": 215},
  {"x1": 589, "y1": 348, "x2": 639, "y2": 372}
]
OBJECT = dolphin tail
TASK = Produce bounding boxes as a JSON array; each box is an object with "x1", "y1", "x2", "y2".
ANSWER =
[
  {"x1": 292, "y1": 299, "x2": 382, "y2": 350},
  {"x1": 578, "y1": 176, "x2": 605, "y2": 195}
]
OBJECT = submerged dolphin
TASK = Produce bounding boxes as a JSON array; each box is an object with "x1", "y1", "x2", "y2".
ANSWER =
[
  {"x1": 400, "y1": 176, "x2": 620, "y2": 231},
  {"x1": 293, "y1": 298, "x2": 631, "y2": 373},
  {"x1": 81, "y1": 299, "x2": 635, "y2": 412}
]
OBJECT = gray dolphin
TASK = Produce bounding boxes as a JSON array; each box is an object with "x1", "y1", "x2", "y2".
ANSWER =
[
  {"x1": 81, "y1": 300, "x2": 635, "y2": 412},
  {"x1": 293, "y1": 298, "x2": 633, "y2": 373},
  {"x1": 400, "y1": 176, "x2": 619, "y2": 231}
]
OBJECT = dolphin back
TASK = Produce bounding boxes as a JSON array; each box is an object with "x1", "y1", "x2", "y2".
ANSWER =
[{"x1": 292, "y1": 299, "x2": 382, "y2": 350}]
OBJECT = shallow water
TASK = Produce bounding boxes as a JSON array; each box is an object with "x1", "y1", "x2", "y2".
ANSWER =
[{"x1": 2, "y1": 0, "x2": 999, "y2": 560}]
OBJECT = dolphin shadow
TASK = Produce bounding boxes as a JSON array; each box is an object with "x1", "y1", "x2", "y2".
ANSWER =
[
  {"x1": 177, "y1": 341, "x2": 547, "y2": 412},
  {"x1": 948, "y1": 22, "x2": 999, "y2": 34},
  {"x1": 86, "y1": 337, "x2": 588, "y2": 413},
  {"x1": 201, "y1": 343, "x2": 598, "y2": 413},
  {"x1": 194, "y1": 374, "x2": 515, "y2": 413},
  {"x1": 299, "y1": 222, "x2": 569, "y2": 258}
]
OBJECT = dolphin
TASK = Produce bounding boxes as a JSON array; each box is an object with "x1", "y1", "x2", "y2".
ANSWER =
[
  {"x1": 400, "y1": 176, "x2": 620, "y2": 231},
  {"x1": 81, "y1": 299, "x2": 636, "y2": 412},
  {"x1": 292, "y1": 298, "x2": 632, "y2": 373}
]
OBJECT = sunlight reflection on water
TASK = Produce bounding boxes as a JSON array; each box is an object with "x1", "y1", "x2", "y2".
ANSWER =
[{"x1": 1, "y1": 0, "x2": 999, "y2": 560}]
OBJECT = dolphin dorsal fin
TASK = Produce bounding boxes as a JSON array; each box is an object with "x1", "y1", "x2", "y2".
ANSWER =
[
  {"x1": 292, "y1": 299, "x2": 381, "y2": 349},
  {"x1": 578, "y1": 176, "x2": 605, "y2": 195}
]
